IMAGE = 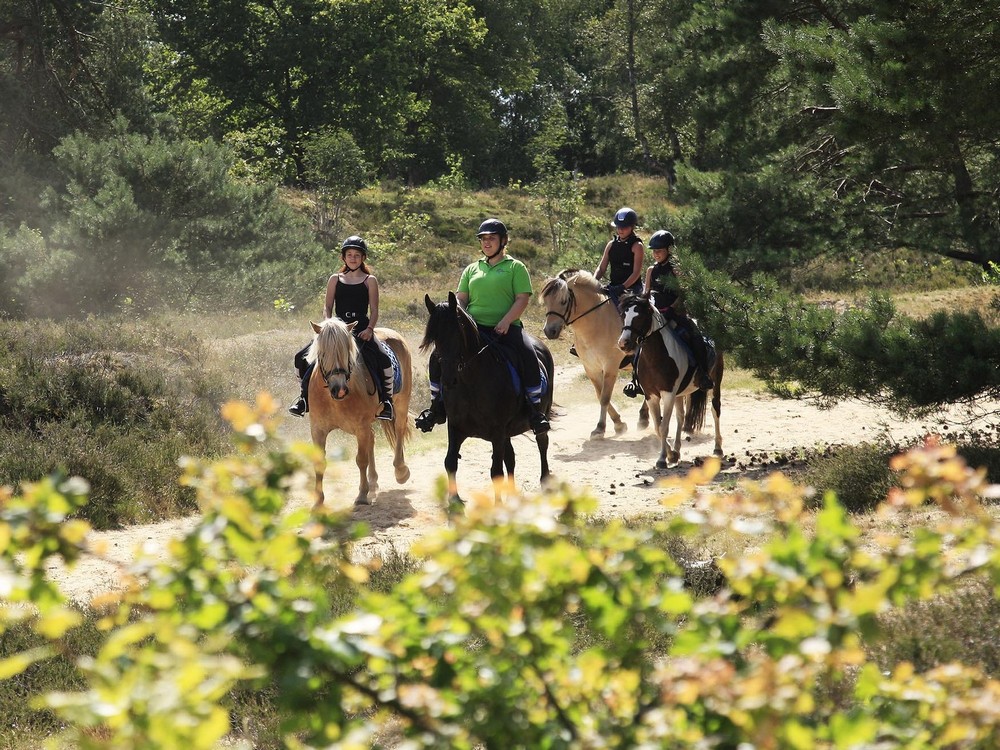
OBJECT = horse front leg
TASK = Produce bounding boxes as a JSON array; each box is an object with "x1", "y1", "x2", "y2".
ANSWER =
[
  {"x1": 668, "y1": 394, "x2": 684, "y2": 465},
  {"x1": 599, "y1": 368, "x2": 627, "y2": 437},
  {"x1": 536, "y1": 431, "x2": 550, "y2": 486},
  {"x1": 354, "y1": 427, "x2": 378, "y2": 506},
  {"x1": 444, "y1": 428, "x2": 465, "y2": 514},
  {"x1": 310, "y1": 426, "x2": 331, "y2": 508},
  {"x1": 490, "y1": 437, "x2": 510, "y2": 504},
  {"x1": 654, "y1": 393, "x2": 678, "y2": 469}
]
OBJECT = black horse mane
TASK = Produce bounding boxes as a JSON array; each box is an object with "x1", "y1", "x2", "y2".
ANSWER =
[{"x1": 420, "y1": 297, "x2": 481, "y2": 356}]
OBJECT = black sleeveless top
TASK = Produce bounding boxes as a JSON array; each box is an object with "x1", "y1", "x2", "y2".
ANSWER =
[
  {"x1": 334, "y1": 276, "x2": 370, "y2": 330},
  {"x1": 648, "y1": 257, "x2": 682, "y2": 311},
  {"x1": 608, "y1": 233, "x2": 642, "y2": 287}
]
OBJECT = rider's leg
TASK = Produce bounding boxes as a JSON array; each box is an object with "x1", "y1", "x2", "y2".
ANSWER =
[
  {"x1": 684, "y1": 319, "x2": 714, "y2": 390},
  {"x1": 288, "y1": 360, "x2": 313, "y2": 417},
  {"x1": 375, "y1": 343, "x2": 395, "y2": 421},
  {"x1": 506, "y1": 326, "x2": 549, "y2": 435},
  {"x1": 415, "y1": 352, "x2": 446, "y2": 432}
]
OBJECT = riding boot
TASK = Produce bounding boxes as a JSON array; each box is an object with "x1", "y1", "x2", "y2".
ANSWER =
[
  {"x1": 377, "y1": 397, "x2": 395, "y2": 421},
  {"x1": 288, "y1": 396, "x2": 307, "y2": 417},
  {"x1": 689, "y1": 330, "x2": 714, "y2": 390},
  {"x1": 288, "y1": 370, "x2": 310, "y2": 417},
  {"x1": 377, "y1": 368, "x2": 395, "y2": 421},
  {"x1": 623, "y1": 377, "x2": 643, "y2": 398},
  {"x1": 415, "y1": 396, "x2": 446, "y2": 432},
  {"x1": 528, "y1": 400, "x2": 550, "y2": 435}
]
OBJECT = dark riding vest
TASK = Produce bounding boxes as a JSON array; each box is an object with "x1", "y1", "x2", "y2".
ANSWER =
[
  {"x1": 334, "y1": 276, "x2": 370, "y2": 330},
  {"x1": 648, "y1": 257, "x2": 682, "y2": 311},
  {"x1": 608, "y1": 233, "x2": 643, "y2": 287}
]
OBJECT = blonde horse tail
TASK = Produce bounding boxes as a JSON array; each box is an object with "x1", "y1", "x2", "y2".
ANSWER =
[{"x1": 684, "y1": 389, "x2": 708, "y2": 434}]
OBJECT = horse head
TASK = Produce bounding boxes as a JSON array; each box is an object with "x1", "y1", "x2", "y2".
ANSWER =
[
  {"x1": 310, "y1": 318, "x2": 359, "y2": 400},
  {"x1": 541, "y1": 273, "x2": 574, "y2": 340},
  {"x1": 617, "y1": 294, "x2": 655, "y2": 353},
  {"x1": 421, "y1": 293, "x2": 481, "y2": 373}
]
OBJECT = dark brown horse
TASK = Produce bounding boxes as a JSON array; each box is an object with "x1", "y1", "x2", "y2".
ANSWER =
[
  {"x1": 617, "y1": 294, "x2": 724, "y2": 468},
  {"x1": 420, "y1": 293, "x2": 553, "y2": 509}
]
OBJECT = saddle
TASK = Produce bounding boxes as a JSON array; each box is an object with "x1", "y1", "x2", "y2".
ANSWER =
[{"x1": 479, "y1": 328, "x2": 549, "y2": 398}]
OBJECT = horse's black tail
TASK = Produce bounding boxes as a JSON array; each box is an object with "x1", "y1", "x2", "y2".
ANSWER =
[{"x1": 684, "y1": 389, "x2": 708, "y2": 434}]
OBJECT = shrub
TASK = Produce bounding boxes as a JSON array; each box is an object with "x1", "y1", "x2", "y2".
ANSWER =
[
  {"x1": 3, "y1": 412, "x2": 1000, "y2": 748},
  {"x1": 0, "y1": 318, "x2": 227, "y2": 528},
  {"x1": 802, "y1": 439, "x2": 900, "y2": 513}
]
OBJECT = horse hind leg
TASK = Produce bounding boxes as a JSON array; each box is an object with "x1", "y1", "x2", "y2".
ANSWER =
[{"x1": 712, "y1": 390, "x2": 723, "y2": 457}]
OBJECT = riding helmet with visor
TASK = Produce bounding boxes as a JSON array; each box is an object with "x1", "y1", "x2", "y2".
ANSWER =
[
  {"x1": 648, "y1": 230, "x2": 675, "y2": 250},
  {"x1": 612, "y1": 207, "x2": 638, "y2": 228},
  {"x1": 476, "y1": 218, "x2": 508, "y2": 237},
  {"x1": 340, "y1": 235, "x2": 368, "y2": 259}
]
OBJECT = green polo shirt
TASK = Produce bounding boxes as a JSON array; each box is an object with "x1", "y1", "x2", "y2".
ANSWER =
[{"x1": 457, "y1": 255, "x2": 533, "y2": 327}]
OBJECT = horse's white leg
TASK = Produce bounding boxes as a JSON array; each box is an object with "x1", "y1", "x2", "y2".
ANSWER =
[
  {"x1": 712, "y1": 388, "x2": 723, "y2": 456},
  {"x1": 657, "y1": 393, "x2": 678, "y2": 469},
  {"x1": 393, "y1": 419, "x2": 410, "y2": 483},
  {"x1": 670, "y1": 395, "x2": 685, "y2": 464}
]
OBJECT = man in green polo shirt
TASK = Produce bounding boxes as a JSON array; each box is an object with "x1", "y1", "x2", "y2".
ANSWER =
[{"x1": 416, "y1": 218, "x2": 550, "y2": 434}]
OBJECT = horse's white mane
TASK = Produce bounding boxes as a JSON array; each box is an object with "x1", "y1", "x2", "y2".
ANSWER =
[{"x1": 307, "y1": 318, "x2": 358, "y2": 368}]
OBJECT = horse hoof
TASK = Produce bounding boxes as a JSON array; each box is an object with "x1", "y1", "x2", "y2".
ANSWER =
[
  {"x1": 655, "y1": 459, "x2": 668, "y2": 470},
  {"x1": 447, "y1": 497, "x2": 465, "y2": 516},
  {"x1": 395, "y1": 466, "x2": 411, "y2": 483},
  {"x1": 714, "y1": 448, "x2": 724, "y2": 457},
  {"x1": 590, "y1": 428, "x2": 606, "y2": 439},
  {"x1": 637, "y1": 419, "x2": 649, "y2": 431},
  {"x1": 354, "y1": 496, "x2": 372, "y2": 506},
  {"x1": 613, "y1": 422, "x2": 628, "y2": 436}
]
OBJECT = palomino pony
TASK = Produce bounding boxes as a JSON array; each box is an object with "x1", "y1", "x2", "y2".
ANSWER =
[
  {"x1": 616, "y1": 294, "x2": 724, "y2": 468},
  {"x1": 306, "y1": 318, "x2": 412, "y2": 506},
  {"x1": 420, "y1": 292, "x2": 554, "y2": 509},
  {"x1": 541, "y1": 269, "x2": 649, "y2": 437}
]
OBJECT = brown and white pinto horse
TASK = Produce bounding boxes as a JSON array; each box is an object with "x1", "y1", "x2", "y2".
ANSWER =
[
  {"x1": 306, "y1": 318, "x2": 412, "y2": 506},
  {"x1": 616, "y1": 294, "x2": 724, "y2": 468},
  {"x1": 541, "y1": 270, "x2": 649, "y2": 437}
]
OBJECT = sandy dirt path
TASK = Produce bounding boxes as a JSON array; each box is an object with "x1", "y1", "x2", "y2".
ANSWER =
[{"x1": 45, "y1": 364, "x2": 995, "y2": 604}]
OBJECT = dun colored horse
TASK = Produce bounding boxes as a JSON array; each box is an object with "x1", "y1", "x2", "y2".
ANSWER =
[
  {"x1": 420, "y1": 293, "x2": 553, "y2": 508},
  {"x1": 616, "y1": 294, "x2": 724, "y2": 468},
  {"x1": 541, "y1": 269, "x2": 648, "y2": 437},
  {"x1": 306, "y1": 318, "x2": 412, "y2": 506}
]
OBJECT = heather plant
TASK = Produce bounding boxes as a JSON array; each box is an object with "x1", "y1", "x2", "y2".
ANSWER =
[{"x1": 3, "y1": 403, "x2": 1000, "y2": 748}]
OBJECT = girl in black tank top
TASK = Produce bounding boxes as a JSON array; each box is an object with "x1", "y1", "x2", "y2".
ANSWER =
[{"x1": 288, "y1": 236, "x2": 396, "y2": 421}]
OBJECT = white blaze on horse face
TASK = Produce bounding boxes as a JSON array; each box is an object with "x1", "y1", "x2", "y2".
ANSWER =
[{"x1": 618, "y1": 305, "x2": 642, "y2": 351}]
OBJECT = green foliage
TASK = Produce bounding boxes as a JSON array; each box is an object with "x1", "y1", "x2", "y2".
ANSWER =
[
  {"x1": 802, "y1": 441, "x2": 901, "y2": 513},
  {"x1": 302, "y1": 128, "x2": 373, "y2": 244},
  {"x1": 2, "y1": 120, "x2": 321, "y2": 317},
  {"x1": 0, "y1": 318, "x2": 228, "y2": 528},
  {"x1": 4, "y1": 406, "x2": 1000, "y2": 747}
]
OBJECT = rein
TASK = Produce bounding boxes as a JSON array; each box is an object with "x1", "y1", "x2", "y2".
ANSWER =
[
  {"x1": 545, "y1": 289, "x2": 611, "y2": 326},
  {"x1": 622, "y1": 303, "x2": 667, "y2": 345}
]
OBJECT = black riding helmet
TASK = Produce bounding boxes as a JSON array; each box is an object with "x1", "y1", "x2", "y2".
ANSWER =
[
  {"x1": 611, "y1": 207, "x2": 638, "y2": 228},
  {"x1": 476, "y1": 218, "x2": 508, "y2": 237},
  {"x1": 340, "y1": 235, "x2": 368, "y2": 259},
  {"x1": 648, "y1": 230, "x2": 675, "y2": 250}
]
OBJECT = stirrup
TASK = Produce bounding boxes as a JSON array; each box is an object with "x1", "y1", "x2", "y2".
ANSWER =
[
  {"x1": 415, "y1": 401, "x2": 446, "y2": 432},
  {"x1": 529, "y1": 410, "x2": 550, "y2": 435},
  {"x1": 288, "y1": 397, "x2": 307, "y2": 417},
  {"x1": 377, "y1": 400, "x2": 394, "y2": 421},
  {"x1": 623, "y1": 380, "x2": 643, "y2": 398}
]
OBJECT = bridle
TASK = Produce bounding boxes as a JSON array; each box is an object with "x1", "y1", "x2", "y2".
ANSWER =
[
  {"x1": 620, "y1": 300, "x2": 667, "y2": 345},
  {"x1": 544, "y1": 285, "x2": 611, "y2": 327}
]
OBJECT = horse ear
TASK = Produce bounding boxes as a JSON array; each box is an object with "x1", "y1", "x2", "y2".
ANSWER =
[
  {"x1": 311, "y1": 321, "x2": 322, "y2": 333},
  {"x1": 346, "y1": 321, "x2": 358, "y2": 331},
  {"x1": 425, "y1": 294, "x2": 435, "y2": 313},
  {"x1": 447, "y1": 291, "x2": 457, "y2": 310}
]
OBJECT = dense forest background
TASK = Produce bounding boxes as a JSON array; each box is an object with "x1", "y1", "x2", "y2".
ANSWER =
[{"x1": 1, "y1": 0, "x2": 999, "y2": 410}]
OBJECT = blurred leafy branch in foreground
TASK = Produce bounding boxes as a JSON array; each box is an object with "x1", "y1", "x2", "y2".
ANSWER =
[{"x1": 2, "y1": 396, "x2": 1000, "y2": 748}]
